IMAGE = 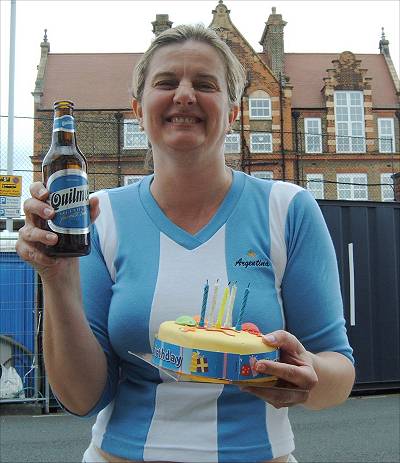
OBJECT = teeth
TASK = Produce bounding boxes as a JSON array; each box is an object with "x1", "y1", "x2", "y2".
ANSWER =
[{"x1": 170, "y1": 117, "x2": 198, "y2": 124}]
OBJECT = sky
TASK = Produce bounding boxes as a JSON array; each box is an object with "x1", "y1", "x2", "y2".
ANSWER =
[{"x1": 0, "y1": 0, "x2": 399, "y2": 203}]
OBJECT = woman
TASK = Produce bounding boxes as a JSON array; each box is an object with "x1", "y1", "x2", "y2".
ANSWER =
[{"x1": 17, "y1": 24, "x2": 355, "y2": 463}]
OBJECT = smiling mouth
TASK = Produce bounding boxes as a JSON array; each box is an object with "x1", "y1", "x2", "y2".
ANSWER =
[{"x1": 166, "y1": 116, "x2": 202, "y2": 124}]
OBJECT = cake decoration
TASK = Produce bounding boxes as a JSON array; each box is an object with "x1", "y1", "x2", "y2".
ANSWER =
[{"x1": 152, "y1": 280, "x2": 279, "y2": 384}]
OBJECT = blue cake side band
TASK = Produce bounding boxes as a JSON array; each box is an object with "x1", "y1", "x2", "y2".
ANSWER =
[{"x1": 152, "y1": 338, "x2": 279, "y2": 381}]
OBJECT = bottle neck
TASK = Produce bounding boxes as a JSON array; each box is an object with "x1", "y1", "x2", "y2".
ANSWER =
[{"x1": 51, "y1": 108, "x2": 77, "y2": 146}]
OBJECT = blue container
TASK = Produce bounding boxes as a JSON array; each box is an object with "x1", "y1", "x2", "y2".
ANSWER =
[{"x1": 0, "y1": 250, "x2": 36, "y2": 397}]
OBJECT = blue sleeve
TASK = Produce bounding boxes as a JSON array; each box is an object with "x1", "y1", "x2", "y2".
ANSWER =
[
  {"x1": 76, "y1": 223, "x2": 120, "y2": 416},
  {"x1": 281, "y1": 190, "x2": 354, "y2": 363}
]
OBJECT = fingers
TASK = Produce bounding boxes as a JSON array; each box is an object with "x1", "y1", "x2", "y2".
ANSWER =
[
  {"x1": 23, "y1": 197, "x2": 54, "y2": 223},
  {"x1": 262, "y1": 330, "x2": 306, "y2": 355},
  {"x1": 19, "y1": 223, "x2": 58, "y2": 247},
  {"x1": 15, "y1": 239, "x2": 58, "y2": 268},
  {"x1": 30, "y1": 181, "x2": 49, "y2": 200},
  {"x1": 255, "y1": 359, "x2": 318, "y2": 390}
]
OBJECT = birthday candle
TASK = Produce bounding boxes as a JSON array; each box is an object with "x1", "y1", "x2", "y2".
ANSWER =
[
  {"x1": 224, "y1": 283, "x2": 237, "y2": 327},
  {"x1": 208, "y1": 279, "x2": 219, "y2": 326},
  {"x1": 235, "y1": 283, "x2": 250, "y2": 330},
  {"x1": 216, "y1": 286, "x2": 230, "y2": 328},
  {"x1": 199, "y1": 280, "x2": 209, "y2": 327}
]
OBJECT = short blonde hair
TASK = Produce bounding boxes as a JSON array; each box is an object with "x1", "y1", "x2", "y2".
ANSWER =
[{"x1": 132, "y1": 24, "x2": 246, "y2": 106}]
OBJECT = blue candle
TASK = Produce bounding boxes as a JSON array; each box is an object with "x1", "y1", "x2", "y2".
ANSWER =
[
  {"x1": 235, "y1": 283, "x2": 250, "y2": 330},
  {"x1": 199, "y1": 280, "x2": 209, "y2": 327}
]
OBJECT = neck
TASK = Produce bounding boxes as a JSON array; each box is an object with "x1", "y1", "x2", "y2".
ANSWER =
[{"x1": 150, "y1": 155, "x2": 232, "y2": 234}]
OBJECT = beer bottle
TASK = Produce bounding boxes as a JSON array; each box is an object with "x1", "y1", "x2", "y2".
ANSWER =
[{"x1": 42, "y1": 100, "x2": 90, "y2": 257}]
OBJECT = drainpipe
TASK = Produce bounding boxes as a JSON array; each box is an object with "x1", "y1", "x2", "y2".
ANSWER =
[
  {"x1": 279, "y1": 73, "x2": 286, "y2": 181},
  {"x1": 292, "y1": 110, "x2": 300, "y2": 185},
  {"x1": 240, "y1": 72, "x2": 251, "y2": 173},
  {"x1": 114, "y1": 112, "x2": 123, "y2": 187}
]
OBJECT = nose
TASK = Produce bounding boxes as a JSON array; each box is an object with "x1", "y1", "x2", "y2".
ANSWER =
[{"x1": 173, "y1": 82, "x2": 196, "y2": 106}]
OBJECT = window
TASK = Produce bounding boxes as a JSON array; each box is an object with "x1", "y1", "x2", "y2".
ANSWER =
[
  {"x1": 250, "y1": 133, "x2": 272, "y2": 153},
  {"x1": 124, "y1": 119, "x2": 148, "y2": 149},
  {"x1": 381, "y1": 173, "x2": 394, "y2": 201},
  {"x1": 334, "y1": 91, "x2": 365, "y2": 153},
  {"x1": 249, "y1": 98, "x2": 271, "y2": 119},
  {"x1": 305, "y1": 118, "x2": 322, "y2": 153},
  {"x1": 224, "y1": 133, "x2": 240, "y2": 153},
  {"x1": 378, "y1": 118, "x2": 395, "y2": 153},
  {"x1": 337, "y1": 173, "x2": 368, "y2": 200},
  {"x1": 124, "y1": 175, "x2": 144, "y2": 186},
  {"x1": 306, "y1": 174, "x2": 324, "y2": 199},
  {"x1": 251, "y1": 171, "x2": 273, "y2": 180}
]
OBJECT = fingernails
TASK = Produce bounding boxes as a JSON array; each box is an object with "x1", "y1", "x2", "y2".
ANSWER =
[
  {"x1": 44, "y1": 207, "x2": 53, "y2": 217},
  {"x1": 264, "y1": 334, "x2": 277, "y2": 344},
  {"x1": 38, "y1": 187, "x2": 47, "y2": 197}
]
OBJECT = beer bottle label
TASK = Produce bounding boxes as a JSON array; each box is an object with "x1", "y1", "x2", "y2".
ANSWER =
[
  {"x1": 53, "y1": 115, "x2": 75, "y2": 133},
  {"x1": 46, "y1": 169, "x2": 90, "y2": 234}
]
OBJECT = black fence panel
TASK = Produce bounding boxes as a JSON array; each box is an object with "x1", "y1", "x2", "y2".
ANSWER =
[{"x1": 319, "y1": 199, "x2": 400, "y2": 390}]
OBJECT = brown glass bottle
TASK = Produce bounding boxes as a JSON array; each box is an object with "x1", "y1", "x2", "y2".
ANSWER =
[{"x1": 42, "y1": 100, "x2": 91, "y2": 257}]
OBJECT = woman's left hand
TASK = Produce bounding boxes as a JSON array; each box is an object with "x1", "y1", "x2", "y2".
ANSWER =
[{"x1": 239, "y1": 330, "x2": 318, "y2": 408}]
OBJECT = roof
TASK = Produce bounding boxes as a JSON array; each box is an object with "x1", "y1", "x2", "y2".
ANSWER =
[
  {"x1": 283, "y1": 53, "x2": 398, "y2": 108},
  {"x1": 39, "y1": 51, "x2": 398, "y2": 111},
  {"x1": 41, "y1": 53, "x2": 141, "y2": 110}
]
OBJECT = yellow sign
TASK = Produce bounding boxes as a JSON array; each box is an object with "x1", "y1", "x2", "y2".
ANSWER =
[{"x1": 0, "y1": 175, "x2": 22, "y2": 197}]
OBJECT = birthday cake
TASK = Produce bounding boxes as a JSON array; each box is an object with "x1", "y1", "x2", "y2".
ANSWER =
[{"x1": 152, "y1": 282, "x2": 279, "y2": 384}]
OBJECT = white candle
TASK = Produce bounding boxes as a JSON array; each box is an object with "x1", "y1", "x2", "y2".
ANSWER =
[
  {"x1": 224, "y1": 283, "x2": 237, "y2": 327},
  {"x1": 208, "y1": 279, "x2": 219, "y2": 326}
]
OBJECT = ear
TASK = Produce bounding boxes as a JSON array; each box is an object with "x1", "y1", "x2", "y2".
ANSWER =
[{"x1": 131, "y1": 99, "x2": 143, "y2": 120}]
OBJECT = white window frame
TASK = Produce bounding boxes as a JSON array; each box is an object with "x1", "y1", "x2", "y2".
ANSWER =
[
  {"x1": 334, "y1": 91, "x2": 366, "y2": 153},
  {"x1": 304, "y1": 118, "x2": 322, "y2": 153},
  {"x1": 251, "y1": 171, "x2": 273, "y2": 180},
  {"x1": 123, "y1": 119, "x2": 148, "y2": 149},
  {"x1": 224, "y1": 133, "x2": 240, "y2": 153},
  {"x1": 124, "y1": 175, "x2": 144, "y2": 186},
  {"x1": 306, "y1": 174, "x2": 324, "y2": 199},
  {"x1": 337, "y1": 173, "x2": 368, "y2": 200},
  {"x1": 250, "y1": 132, "x2": 273, "y2": 153},
  {"x1": 249, "y1": 98, "x2": 271, "y2": 120},
  {"x1": 380, "y1": 173, "x2": 394, "y2": 201},
  {"x1": 378, "y1": 118, "x2": 396, "y2": 153}
]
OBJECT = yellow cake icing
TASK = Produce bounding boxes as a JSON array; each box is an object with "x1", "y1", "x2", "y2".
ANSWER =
[{"x1": 157, "y1": 321, "x2": 275, "y2": 355}]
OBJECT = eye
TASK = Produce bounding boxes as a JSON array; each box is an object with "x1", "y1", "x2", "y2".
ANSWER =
[
  {"x1": 195, "y1": 81, "x2": 217, "y2": 91},
  {"x1": 154, "y1": 80, "x2": 177, "y2": 89}
]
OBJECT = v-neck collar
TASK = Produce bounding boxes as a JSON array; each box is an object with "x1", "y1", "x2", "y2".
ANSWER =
[{"x1": 138, "y1": 170, "x2": 245, "y2": 250}]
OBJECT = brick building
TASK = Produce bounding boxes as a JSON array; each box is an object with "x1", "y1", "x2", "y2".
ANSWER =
[{"x1": 32, "y1": 1, "x2": 400, "y2": 200}]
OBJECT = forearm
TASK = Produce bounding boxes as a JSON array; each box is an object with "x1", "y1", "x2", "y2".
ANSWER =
[
  {"x1": 42, "y1": 260, "x2": 108, "y2": 416},
  {"x1": 303, "y1": 351, "x2": 355, "y2": 410}
]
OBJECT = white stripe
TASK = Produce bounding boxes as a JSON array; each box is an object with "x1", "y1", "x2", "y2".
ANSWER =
[
  {"x1": 268, "y1": 181, "x2": 302, "y2": 328},
  {"x1": 143, "y1": 382, "x2": 223, "y2": 462},
  {"x1": 348, "y1": 243, "x2": 356, "y2": 326},
  {"x1": 145, "y1": 227, "x2": 228, "y2": 461},
  {"x1": 91, "y1": 191, "x2": 117, "y2": 282},
  {"x1": 89, "y1": 401, "x2": 115, "y2": 453},
  {"x1": 265, "y1": 404, "x2": 295, "y2": 458}
]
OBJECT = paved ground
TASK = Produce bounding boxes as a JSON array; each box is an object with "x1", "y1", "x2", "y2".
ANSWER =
[{"x1": 1, "y1": 393, "x2": 399, "y2": 462}]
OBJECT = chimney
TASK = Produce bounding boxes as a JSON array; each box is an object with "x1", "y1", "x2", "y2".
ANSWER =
[
  {"x1": 152, "y1": 14, "x2": 173, "y2": 36},
  {"x1": 259, "y1": 7, "x2": 287, "y2": 81}
]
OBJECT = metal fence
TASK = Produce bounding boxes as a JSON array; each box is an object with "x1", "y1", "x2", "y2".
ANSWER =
[
  {"x1": 0, "y1": 235, "x2": 50, "y2": 412},
  {"x1": 1, "y1": 114, "x2": 399, "y2": 203}
]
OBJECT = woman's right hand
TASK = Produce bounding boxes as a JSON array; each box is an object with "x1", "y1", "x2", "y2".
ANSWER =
[{"x1": 16, "y1": 182, "x2": 99, "y2": 281}]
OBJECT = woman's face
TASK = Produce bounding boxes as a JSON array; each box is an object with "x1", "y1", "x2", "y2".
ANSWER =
[{"x1": 133, "y1": 40, "x2": 238, "y2": 161}]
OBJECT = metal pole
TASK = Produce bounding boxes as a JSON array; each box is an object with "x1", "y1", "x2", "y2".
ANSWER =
[{"x1": 6, "y1": 0, "x2": 16, "y2": 232}]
